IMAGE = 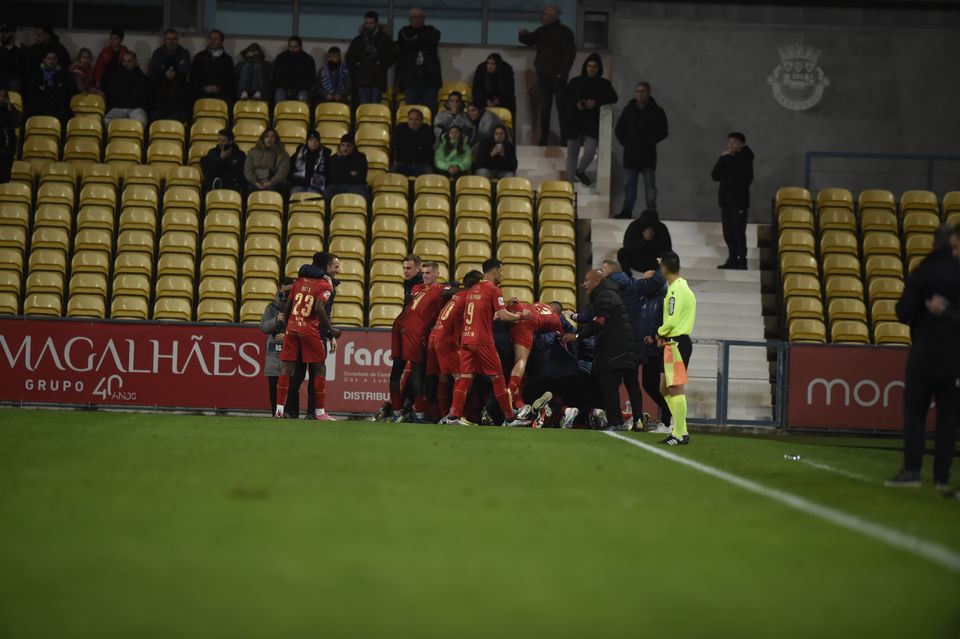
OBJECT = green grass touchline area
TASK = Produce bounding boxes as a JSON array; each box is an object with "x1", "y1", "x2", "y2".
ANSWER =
[{"x1": 1, "y1": 409, "x2": 958, "y2": 639}]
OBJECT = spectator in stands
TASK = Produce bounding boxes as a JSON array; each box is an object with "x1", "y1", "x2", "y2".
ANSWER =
[
  {"x1": 346, "y1": 11, "x2": 395, "y2": 105},
  {"x1": 148, "y1": 29, "x2": 191, "y2": 79},
  {"x1": 519, "y1": 4, "x2": 575, "y2": 146},
  {"x1": 392, "y1": 107, "x2": 435, "y2": 177},
  {"x1": 434, "y1": 125, "x2": 471, "y2": 178},
  {"x1": 433, "y1": 91, "x2": 470, "y2": 139},
  {"x1": 190, "y1": 29, "x2": 234, "y2": 102},
  {"x1": 0, "y1": 89, "x2": 21, "y2": 183},
  {"x1": 565, "y1": 53, "x2": 617, "y2": 187},
  {"x1": 244, "y1": 127, "x2": 289, "y2": 194},
  {"x1": 324, "y1": 133, "x2": 369, "y2": 201},
  {"x1": 711, "y1": 131, "x2": 754, "y2": 270},
  {"x1": 102, "y1": 51, "x2": 150, "y2": 127},
  {"x1": 464, "y1": 102, "x2": 502, "y2": 149},
  {"x1": 27, "y1": 25, "x2": 71, "y2": 72},
  {"x1": 200, "y1": 129, "x2": 246, "y2": 192},
  {"x1": 149, "y1": 62, "x2": 190, "y2": 123},
  {"x1": 617, "y1": 209, "x2": 672, "y2": 276},
  {"x1": 69, "y1": 48, "x2": 105, "y2": 97},
  {"x1": 316, "y1": 47, "x2": 350, "y2": 104},
  {"x1": 261, "y1": 277, "x2": 294, "y2": 415},
  {"x1": 396, "y1": 7, "x2": 441, "y2": 112},
  {"x1": 273, "y1": 36, "x2": 315, "y2": 104},
  {"x1": 1, "y1": 22, "x2": 27, "y2": 92},
  {"x1": 28, "y1": 51, "x2": 73, "y2": 121},
  {"x1": 289, "y1": 130, "x2": 331, "y2": 195},
  {"x1": 235, "y1": 42, "x2": 269, "y2": 100},
  {"x1": 475, "y1": 124, "x2": 517, "y2": 180},
  {"x1": 614, "y1": 82, "x2": 669, "y2": 218},
  {"x1": 472, "y1": 53, "x2": 515, "y2": 116},
  {"x1": 94, "y1": 28, "x2": 127, "y2": 87}
]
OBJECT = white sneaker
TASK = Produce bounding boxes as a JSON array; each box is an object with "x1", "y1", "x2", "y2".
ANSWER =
[
  {"x1": 652, "y1": 421, "x2": 671, "y2": 434},
  {"x1": 561, "y1": 407, "x2": 579, "y2": 429},
  {"x1": 240, "y1": 90, "x2": 249, "y2": 99},
  {"x1": 504, "y1": 412, "x2": 532, "y2": 427},
  {"x1": 253, "y1": 90, "x2": 262, "y2": 100},
  {"x1": 624, "y1": 416, "x2": 635, "y2": 431}
]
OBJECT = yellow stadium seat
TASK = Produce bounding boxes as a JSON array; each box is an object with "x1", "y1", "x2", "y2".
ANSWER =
[
  {"x1": 818, "y1": 207, "x2": 856, "y2": 233},
  {"x1": 110, "y1": 294, "x2": 149, "y2": 320},
  {"x1": 233, "y1": 119, "x2": 267, "y2": 152},
  {"x1": 154, "y1": 297, "x2": 193, "y2": 321},
  {"x1": 114, "y1": 251, "x2": 153, "y2": 277},
  {"x1": 789, "y1": 318, "x2": 826, "y2": 342},
  {"x1": 371, "y1": 215, "x2": 407, "y2": 242},
  {"x1": 498, "y1": 242, "x2": 534, "y2": 266},
  {"x1": 149, "y1": 119, "x2": 186, "y2": 144},
  {"x1": 36, "y1": 182, "x2": 74, "y2": 209},
  {"x1": 497, "y1": 197, "x2": 534, "y2": 222},
  {"x1": 0, "y1": 270, "x2": 21, "y2": 295},
  {"x1": 22, "y1": 137, "x2": 59, "y2": 174},
  {"x1": 902, "y1": 211, "x2": 940, "y2": 236},
  {"x1": 241, "y1": 277, "x2": 277, "y2": 303},
  {"x1": 332, "y1": 303, "x2": 364, "y2": 327},
  {"x1": 330, "y1": 212, "x2": 367, "y2": 239},
  {"x1": 0, "y1": 227, "x2": 27, "y2": 253},
  {"x1": 190, "y1": 118, "x2": 223, "y2": 145},
  {"x1": 25, "y1": 115, "x2": 62, "y2": 145},
  {"x1": 371, "y1": 238, "x2": 408, "y2": 261},
  {"x1": 868, "y1": 276, "x2": 904, "y2": 302},
  {"x1": 116, "y1": 229, "x2": 154, "y2": 256},
  {"x1": 455, "y1": 240, "x2": 492, "y2": 264},
  {"x1": 336, "y1": 257, "x2": 364, "y2": 283},
  {"x1": 539, "y1": 287, "x2": 575, "y2": 309},
  {"x1": 373, "y1": 173, "x2": 410, "y2": 198},
  {"x1": 369, "y1": 303, "x2": 402, "y2": 328},
  {"x1": 356, "y1": 123, "x2": 391, "y2": 153},
  {"x1": 1, "y1": 203, "x2": 29, "y2": 230},
  {"x1": 454, "y1": 218, "x2": 492, "y2": 243},
  {"x1": 539, "y1": 180, "x2": 575, "y2": 203},
  {"x1": 194, "y1": 98, "x2": 229, "y2": 121},
  {"x1": 456, "y1": 175, "x2": 491, "y2": 200},
  {"x1": 0, "y1": 247, "x2": 24, "y2": 275},
  {"x1": 0, "y1": 291, "x2": 19, "y2": 315},
  {"x1": 821, "y1": 253, "x2": 859, "y2": 278},
  {"x1": 331, "y1": 192, "x2": 367, "y2": 216},
  {"x1": 0, "y1": 182, "x2": 33, "y2": 206},
  {"x1": 288, "y1": 195, "x2": 325, "y2": 216},
  {"x1": 247, "y1": 191, "x2": 285, "y2": 217},
  {"x1": 70, "y1": 93, "x2": 106, "y2": 118},
  {"x1": 112, "y1": 273, "x2": 151, "y2": 299},
  {"x1": 40, "y1": 162, "x2": 78, "y2": 188},
  {"x1": 413, "y1": 217, "x2": 449, "y2": 241},
  {"x1": 864, "y1": 255, "x2": 902, "y2": 280},
  {"x1": 119, "y1": 207, "x2": 157, "y2": 234},
  {"x1": 777, "y1": 206, "x2": 814, "y2": 231},
  {"x1": 158, "y1": 253, "x2": 195, "y2": 278},
  {"x1": 900, "y1": 190, "x2": 938, "y2": 214},
  {"x1": 107, "y1": 118, "x2": 144, "y2": 144},
  {"x1": 539, "y1": 265, "x2": 576, "y2": 289},
  {"x1": 370, "y1": 282, "x2": 404, "y2": 305},
  {"x1": 201, "y1": 255, "x2": 238, "y2": 278},
  {"x1": 415, "y1": 174, "x2": 451, "y2": 198},
  {"x1": 274, "y1": 100, "x2": 310, "y2": 126},
  {"x1": 539, "y1": 243, "x2": 575, "y2": 267},
  {"x1": 871, "y1": 299, "x2": 898, "y2": 324},
  {"x1": 105, "y1": 140, "x2": 142, "y2": 167},
  {"x1": 28, "y1": 248, "x2": 67, "y2": 276},
  {"x1": 246, "y1": 212, "x2": 283, "y2": 238},
  {"x1": 275, "y1": 121, "x2": 307, "y2": 155},
  {"x1": 72, "y1": 249, "x2": 110, "y2": 275},
  {"x1": 943, "y1": 191, "x2": 960, "y2": 216},
  {"x1": 286, "y1": 235, "x2": 323, "y2": 259},
  {"x1": 237, "y1": 299, "x2": 268, "y2": 324},
  {"x1": 859, "y1": 209, "x2": 897, "y2": 234},
  {"x1": 825, "y1": 275, "x2": 863, "y2": 302},
  {"x1": 159, "y1": 231, "x2": 197, "y2": 257},
  {"x1": 905, "y1": 234, "x2": 933, "y2": 261},
  {"x1": 204, "y1": 210, "x2": 241, "y2": 238},
  {"x1": 816, "y1": 187, "x2": 854, "y2": 211},
  {"x1": 356, "y1": 103, "x2": 391, "y2": 126},
  {"x1": 123, "y1": 165, "x2": 162, "y2": 191},
  {"x1": 862, "y1": 232, "x2": 901, "y2": 258},
  {"x1": 874, "y1": 322, "x2": 910, "y2": 346},
  {"x1": 858, "y1": 189, "x2": 896, "y2": 215},
  {"x1": 503, "y1": 286, "x2": 534, "y2": 303},
  {"x1": 81, "y1": 163, "x2": 120, "y2": 188},
  {"x1": 497, "y1": 177, "x2": 533, "y2": 201},
  {"x1": 454, "y1": 262, "x2": 483, "y2": 281},
  {"x1": 162, "y1": 186, "x2": 201, "y2": 215},
  {"x1": 372, "y1": 194, "x2": 409, "y2": 220},
  {"x1": 330, "y1": 236, "x2": 366, "y2": 261},
  {"x1": 486, "y1": 106, "x2": 512, "y2": 134},
  {"x1": 206, "y1": 189, "x2": 244, "y2": 214},
  {"x1": 234, "y1": 99, "x2": 271, "y2": 125},
  {"x1": 456, "y1": 196, "x2": 492, "y2": 221},
  {"x1": 166, "y1": 165, "x2": 202, "y2": 190},
  {"x1": 70, "y1": 272, "x2": 108, "y2": 298},
  {"x1": 831, "y1": 320, "x2": 870, "y2": 345},
  {"x1": 75, "y1": 228, "x2": 113, "y2": 254},
  {"x1": 162, "y1": 210, "x2": 200, "y2": 237},
  {"x1": 828, "y1": 298, "x2": 867, "y2": 323},
  {"x1": 199, "y1": 276, "x2": 237, "y2": 301},
  {"x1": 315, "y1": 102, "x2": 351, "y2": 126},
  {"x1": 121, "y1": 184, "x2": 159, "y2": 212},
  {"x1": 947, "y1": 212, "x2": 960, "y2": 229},
  {"x1": 414, "y1": 194, "x2": 450, "y2": 221},
  {"x1": 396, "y1": 104, "x2": 432, "y2": 125},
  {"x1": 197, "y1": 299, "x2": 235, "y2": 323},
  {"x1": 365, "y1": 149, "x2": 390, "y2": 176},
  {"x1": 243, "y1": 234, "x2": 282, "y2": 258},
  {"x1": 31, "y1": 226, "x2": 71, "y2": 253},
  {"x1": 287, "y1": 212, "x2": 325, "y2": 239},
  {"x1": 147, "y1": 140, "x2": 184, "y2": 171},
  {"x1": 370, "y1": 261, "x2": 404, "y2": 284},
  {"x1": 26, "y1": 270, "x2": 64, "y2": 296},
  {"x1": 540, "y1": 221, "x2": 576, "y2": 246},
  {"x1": 67, "y1": 294, "x2": 106, "y2": 318},
  {"x1": 782, "y1": 274, "x2": 820, "y2": 299},
  {"x1": 317, "y1": 122, "x2": 349, "y2": 151},
  {"x1": 10, "y1": 161, "x2": 33, "y2": 187},
  {"x1": 786, "y1": 296, "x2": 824, "y2": 322},
  {"x1": 498, "y1": 219, "x2": 534, "y2": 245},
  {"x1": 243, "y1": 256, "x2": 280, "y2": 281},
  {"x1": 24, "y1": 293, "x2": 62, "y2": 317},
  {"x1": 201, "y1": 232, "x2": 240, "y2": 257},
  {"x1": 820, "y1": 230, "x2": 857, "y2": 257},
  {"x1": 336, "y1": 281, "x2": 364, "y2": 306},
  {"x1": 33, "y1": 204, "x2": 72, "y2": 231},
  {"x1": 781, "y1": 252, "x2": 819, "y2": 277}
]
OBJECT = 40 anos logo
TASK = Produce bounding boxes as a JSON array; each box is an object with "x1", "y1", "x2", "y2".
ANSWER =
[
  {"x1": 92, "y1": 375, "x2": 136, "y2": 401},
  {"x1": 767, "y1": 44, "x2": 829, "y2": 111}
]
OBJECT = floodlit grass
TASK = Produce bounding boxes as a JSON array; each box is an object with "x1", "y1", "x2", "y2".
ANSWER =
[{"x1": 1, "y1": 408, "x2": 958, "y2": 638}]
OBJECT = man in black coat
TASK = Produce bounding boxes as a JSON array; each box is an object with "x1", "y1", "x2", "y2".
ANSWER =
[
  {"x1": 614, "y1": 82, "x2": 669, "y2": 218},
  {"x1": 562, "y1": 269, "x2": 638, "y2": 430},
  {"x1": 149, "y1": 62, "x2": 190, "y2": 123},
  {"x1": 1, "y1": 22, "x2": 27, "y2": 92},
  {"x1": 472, "y1": 53, "x2": 515, "y2": 116},
  {"x1": 28, "y1": 51, "x2": 74, "y2": 121},
  {"x1": 391, "y1": 107, "x2": 435, "y2": 177},
  {"x1": 519, "y1": 4, "x2": 576, "y2": 146},
  {"x1": 711, "y1": 131, "x2": 755, "y2": 270},
  {"x1": 272, "y1": 36, "x2": 316, "y2": 103},
  {"x1": 102, "y1": 51, "x2": 150, "y2": 127},
  {"x1": 345, "y1": 11, "x2": 396, "y2": 106},
  {"x1": 27, "y1": 25, "x2": 71, "y2": 72},
  {"x1": 565, "y1": 52, "x2": 617, "y2": 187},
  {"x1": 148, "y1": 29, "x2": 192, "y2": 79},
  {"x1": 190, "y1": 29, "x2": 234, "y2": 103},
  {"x1": 617, "y1": 209, "x2": 672, "y2": 276},
  {"x1": 887, "y1": 225, "x2": 960, "y2": 492},
  {"x1": 324, "y1": 133, "x2": 369, "y2": 202},
  {"x1": 200, "y1": 129, "x2": 247, "y2": 192},
  {"x1": 396, "y1": 8, "x2": 441, "y2": 113}
]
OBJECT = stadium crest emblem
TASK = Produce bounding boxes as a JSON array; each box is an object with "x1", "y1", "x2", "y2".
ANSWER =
[{"x1": 767, "y1": 44, "x2": 829, "y2": 111}]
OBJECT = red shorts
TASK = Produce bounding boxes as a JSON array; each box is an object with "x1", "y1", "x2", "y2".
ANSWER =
[
  {"x1": 430, "y1": 336, "x2": 460, "y2": 375},
  {"x1": 509, "y1": 323, "x2": 537, "y2": 352},
  {"x1": 280, "y1": 331, "x2": 326, "y2": 363},
  {"x1": 459, "y1": 342, "x2": 503, "y2": 377}
]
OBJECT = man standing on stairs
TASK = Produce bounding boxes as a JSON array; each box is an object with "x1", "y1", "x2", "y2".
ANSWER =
[
  {"x1": 657, "y1": 251, "x2": 696, "y2": 445},
  {"x1": 614, "y1": 82, "x2": 669, "y2": 218},
  {"x1": 711, "y1": 131, "x2": 754, "y2": 270},
  {"x1": 565, "y1": 53, "x2": 618, "y2": 187},
  {"x1": 518, "y1": 4, "x2": 576, "y2": 146}
]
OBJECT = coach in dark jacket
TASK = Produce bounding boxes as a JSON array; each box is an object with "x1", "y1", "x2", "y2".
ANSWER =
[
  {"x1": 519, "y1": 4, "x2": 576, "y2": 145},
  {"x1": 472, "y1": 53, "x2": 515, "y2": 115},
  {"x1": 614, "y1": 83, "x2": 669, "y2": 217},
  {"x1": 396, "y1": 9, "x2": 441, "y2": 112},
  {"x1": 392, "y1": 107, "x2": 435, "y2": 176},
  {"x1": 618, "y1": 209, "x2": 672, "y2": 275},
  {"x1": 888, "y1": 226, "x2": 960, "y2": 490},
  {"x1": 712, "y1": 131, "x2": 755, "y2": 269},
  {"x1": 564, "y1": 270, "x2": 638, "y2": 430}
]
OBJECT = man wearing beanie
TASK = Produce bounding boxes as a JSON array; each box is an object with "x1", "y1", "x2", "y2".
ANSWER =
[{"x1": 290, "y1": 130, "x2": 332, "y2": 195}]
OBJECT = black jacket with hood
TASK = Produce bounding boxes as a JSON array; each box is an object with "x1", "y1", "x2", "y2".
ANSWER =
[
  {"x1": 471, "y1": 53, "x2": 516, "y2": 113},
  {"x1": 564, "y1": 53, "x2": 618, "y2": 140},
  {"x1": 615, "y1": 96, "x2": 669, "y2": 171},
  {"x1": 577, "y1": 277, "x2": 638, "y2": 373},
  {"x1": 711, "y1": 145, "x2": 755, "y2": 208},
  {"x1": 619, "y1": 209, "x2": 673, "y2": 274}
]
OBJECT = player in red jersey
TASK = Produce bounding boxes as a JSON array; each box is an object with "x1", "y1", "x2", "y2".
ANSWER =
[
  {"x1": 377, "y1": 255, "x2": 423, "y2": 420},
  {"x1": 274, "y1": 274, "x2": 341, "y2": 419},
  {"x1": 439, "y1": 259, "x2": 532, "y2": 426},
  {"x1": 505, "y1": 299, "x2": 566, "y2": 411},
  {"x1": 427, "y1": 270, "x2": 483, "y2": 418}
]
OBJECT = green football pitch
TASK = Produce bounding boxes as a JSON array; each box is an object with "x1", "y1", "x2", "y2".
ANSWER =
[{"x1": 1, "y1": 408, "x2": 958, "y2": 639}]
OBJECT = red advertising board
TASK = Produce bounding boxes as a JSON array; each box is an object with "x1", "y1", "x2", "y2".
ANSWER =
[
  {"x1": 0, "y1": 318, "x2": 393, "y2": 415},
  {"x1": 787, "y1": 343, "x2": 920, "y2": 431}
]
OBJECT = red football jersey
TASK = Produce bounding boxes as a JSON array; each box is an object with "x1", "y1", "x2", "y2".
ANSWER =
[
  {"x1": 286, "y1": 277, "x2": 334, "y2": 335},
  {"x1": 405, "y1": 283, "x2": 448, "y2": 336},
  {"x1": 461, "y1": 280, "x2": 506, "y2": 346},
  {"x1": 432, "y1": 292, "x2": 467, "y2": 343}
]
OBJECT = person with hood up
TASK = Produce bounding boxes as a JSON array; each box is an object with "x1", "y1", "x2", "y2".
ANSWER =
[
  {"x1": 617, "y1": 209, "x2": 673, "y2": 276},
  {"x1": 472, "y1": 53, "x2": 515, "y2": 115},
  {"x1": 434, "y1": 125, "x2": 471, "y2": 178},
  {"x1": 316, "y1": 46, "x2": 350, "y2": 104},
  {"x1": 289, "y1": 130, "x2": 332, "y2": 195},
  {"x1": 94, "y1": 29, "x2": 127, "y2": 87},
  {"x1": 324, "y1": 133, "x2": 369, "y2": 201},
  {"x1": 433, "y1": 90, "x2": 471, "y2": 140},
  {"x1": 149, "y1": 61, "x2": 190, "y2": 123},
  {"x1": 464, "y1": 102, "x2": 502, "y2": 150},
  {"x1": 711, "y1": 131, "x2": 754, "y2": 270},
  {"x1": 396, "y1": 7, "x2": 442, "y2": 112},
  {"x1": 148, "y1": 29, "x2": 192, "y2": 79},
  {"x1": 614, "y1": 82, "x2": 669, "y2": 217},
  {"x1": 561, "y1": 269, "x2": 638, "y2": 431},
  {"x1": 565, "y1": 53, "x2": 617, "y2": 187},
  {"x1": 475, "y1": 124, "x2": 517, "y2": 180},
  {"x1": 28, "y1": 51, "x2": 73, "y2": 121},
  {"x1": 244, "y1": 127, "x2": 290, "y2": 194},
  {"x1": 273, "y1": 36, "x2": 316, "y2": 104},
  {"x1": 345, "y1": 11, "x2": 396, "y2": 105},
  {"x1": 518, "y1": 4, "x2": 576, "y2": 146},
  {"x1": 102, "y1": 51, "x2": 150, "y2": 126},
  {"x1": 190, "y1": 29, "x2": 234, "y2": 102},
  {"x1": 27, "y1": 25, "x2": 71, "y2": 72},
  {"x1": 235, "y1": 42, "x2": 270, "y2": 100}
]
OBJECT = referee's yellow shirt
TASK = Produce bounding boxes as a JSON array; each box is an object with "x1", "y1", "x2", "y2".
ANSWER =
[{"x1": 658, "y1": 277, "x2": 696, "y2": 338}]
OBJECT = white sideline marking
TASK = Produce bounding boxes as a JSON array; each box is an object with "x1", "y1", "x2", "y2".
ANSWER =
[
  {"x1": 799, "y1": 458, "x2": 872, "y2": 482},
  {"x1": 602, "y1": 431, "x2": 960, "y2": 573}
]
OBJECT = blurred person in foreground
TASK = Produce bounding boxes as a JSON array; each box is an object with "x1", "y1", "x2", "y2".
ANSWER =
[{"x1": 260, "y1": 277, "x2": 294, "y2": 414}]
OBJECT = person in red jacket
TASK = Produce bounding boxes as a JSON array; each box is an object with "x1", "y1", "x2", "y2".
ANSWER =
[{"x1": 94, "y1": 29, "x2": 128, "y2": 87}]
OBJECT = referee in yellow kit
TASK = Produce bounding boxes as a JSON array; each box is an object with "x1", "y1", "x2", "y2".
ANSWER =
[{"x1": 656, "y1": 251, "x2": 697, "y2": 445}]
